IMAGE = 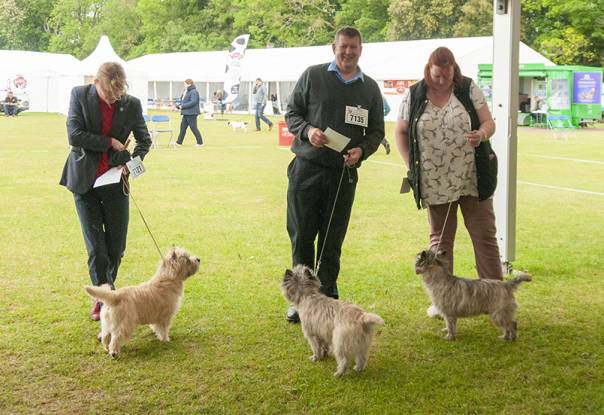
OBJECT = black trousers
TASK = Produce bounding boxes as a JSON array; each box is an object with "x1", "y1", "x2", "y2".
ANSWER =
[
  {"x1": 73, "y1": 182, "x2": 129, "y2": 288},
  {"x1": 286, "y1": 157, "x2": 357, "y2": 299},
  {"x1": 176, "y1": 114, "x2": 203, "y2": 144}
]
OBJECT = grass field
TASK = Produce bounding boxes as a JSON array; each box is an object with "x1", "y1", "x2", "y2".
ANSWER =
[{"x1": 1, "y1": 111, "x2": 603, "y2": 414}]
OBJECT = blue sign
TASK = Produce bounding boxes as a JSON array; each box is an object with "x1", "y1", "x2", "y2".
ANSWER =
[{"x1": 573, "y1": 72, "x2": 602, "y2": 104}]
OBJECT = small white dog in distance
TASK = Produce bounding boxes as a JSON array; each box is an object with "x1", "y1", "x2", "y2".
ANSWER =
[
  {"x1": 227, "y1": 121, "x2": 248, "y2": 132},
  {"x1": 84, "y1": 247, "x2": 200, "y2": 358},
  {"x1": 281, "y1": 265, "x2": 385, "y2": 377}
]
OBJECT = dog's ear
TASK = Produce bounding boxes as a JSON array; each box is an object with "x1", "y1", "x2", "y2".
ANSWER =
[
  {"x1": 284, "y1": 269, "x2": 293, "y2": 279},
  {"x1": 171, "y1": 249, "x2": 177, "y2": 260},
  {"x1": 303, "y1": 267, "x2": 317, "y2": 280}
]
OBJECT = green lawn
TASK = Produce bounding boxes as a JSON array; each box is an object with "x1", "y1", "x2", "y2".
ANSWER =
[{"x1": 1, "y1": 112, "x2": 603, "y2": 414}]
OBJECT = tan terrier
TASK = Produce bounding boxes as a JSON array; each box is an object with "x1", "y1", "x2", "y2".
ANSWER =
[{"x1": 85, "y1": 247, "x2": 200, "y2": 357}]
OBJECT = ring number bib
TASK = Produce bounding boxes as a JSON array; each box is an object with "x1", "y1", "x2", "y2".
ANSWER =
[{"x1": 345, "y1": 106, "x2": 368, "y2": 127}]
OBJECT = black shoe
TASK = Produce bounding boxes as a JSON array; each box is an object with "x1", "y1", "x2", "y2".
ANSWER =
[
  {"x1": 286, "y1": 305, "x2": 300, "y2": 323},
  {"x1": 384, "y1": 142, "x2": 391, "y2": 155}
]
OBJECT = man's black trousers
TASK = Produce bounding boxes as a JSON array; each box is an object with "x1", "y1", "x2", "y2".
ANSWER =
[{"x1": 286, "y1": 157, "x2": 357, "y2": 299}]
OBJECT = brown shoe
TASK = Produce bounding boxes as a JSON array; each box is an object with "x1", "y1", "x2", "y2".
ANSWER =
[{"x1": 91, "y1": 300, "x2": 102, "y2": 321}]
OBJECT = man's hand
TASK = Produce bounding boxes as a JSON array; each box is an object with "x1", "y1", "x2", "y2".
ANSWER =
[
  {"x1": 110, "y1": 138, "x2": 126, "y2": 152},
  {"x1": 308, "y1": 127, "x2": 327, "y2": 148},
  {"x1": 343, "y1": 147, "x2": 362, "y2": 167}
]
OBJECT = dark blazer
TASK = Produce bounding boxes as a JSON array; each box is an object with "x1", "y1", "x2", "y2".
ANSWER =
[
  {"x1": 60, "y1": 84, "x2": 152, "y2": 194},
  {"x1": 180, "y1": 85, "x2": 201, "y2": 115}
]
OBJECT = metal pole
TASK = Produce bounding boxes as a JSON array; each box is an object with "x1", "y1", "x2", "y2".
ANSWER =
[{"x1": 491, "y1": 0, "x2": 520, "y2": 271}]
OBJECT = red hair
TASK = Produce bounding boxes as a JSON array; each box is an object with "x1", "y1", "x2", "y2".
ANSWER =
[{"x1": 424, "y1": 47, "x2": 463, "y2": 89}]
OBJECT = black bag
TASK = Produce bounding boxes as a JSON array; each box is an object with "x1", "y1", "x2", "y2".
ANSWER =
[{"x1": 475, "y1": 140, "x2": 498, "y2": 200}]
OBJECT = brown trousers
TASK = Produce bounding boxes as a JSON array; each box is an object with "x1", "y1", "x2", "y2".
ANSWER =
[{"x1": 427, "y1": 196, "x2": 503, "y2": 280}]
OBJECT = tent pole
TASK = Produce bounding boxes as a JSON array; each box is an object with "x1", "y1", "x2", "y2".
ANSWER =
[{"x1": 491, "y1": 0, "x2": 520, "y2": 272}]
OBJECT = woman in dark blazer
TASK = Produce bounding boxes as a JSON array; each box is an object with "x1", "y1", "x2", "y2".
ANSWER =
[{"x1": 60, "y1": 62, "x2": 152, "y2": 320}]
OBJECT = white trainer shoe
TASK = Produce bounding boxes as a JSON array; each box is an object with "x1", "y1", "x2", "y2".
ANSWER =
[{"x1": 427, "y1": 304, "x2": 442, "y2": 319}]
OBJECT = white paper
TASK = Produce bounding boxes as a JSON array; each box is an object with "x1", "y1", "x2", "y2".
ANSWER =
[
  {"x1": 93, "y1": 166, "x2": 123, "y2": 188},
  {"x1": 323, "y1": 127, "x2": 351, "y2": 153}
]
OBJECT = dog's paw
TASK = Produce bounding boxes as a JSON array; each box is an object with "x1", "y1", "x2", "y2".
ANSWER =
[
  {"x1": 445, "y1": 333, "x2": 456, "y2": 341},
  {"x1": 441, "y1": 327, "x2": 449, "y2": 333},
  {"x1": 499, "y1": 334, "x2": 516, "y2": 341},
  {"x1": 109, "y1": 352, "x2": 118, "y2": 359},
  {"x1": 97, "y1": 332, "x2": 102, "y2": 342},
  {"x1": 309, "y1": 355, "x2": 318, "y2": 362}
]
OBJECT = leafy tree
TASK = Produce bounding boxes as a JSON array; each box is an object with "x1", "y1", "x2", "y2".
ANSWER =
[
  {"x1": 224, "y1": 0, "x2": 338, "y2": 49},
  {"x1": 334, "y1": 0, "x2": 390, "y2": 43},
  {"x1": 386, "y1": 0, "x2": 466, "y2": 41},
  {"x1": 0, "y1": 0, "x2": 25, "y2": 50},
  {"x1": 521, "y1": 0, "x2": 604, "y2": 66},
  {"x1": 0, "y1": 0, "x2": 55, "y2": 51},
  {"x1": 453, "y1": 0, "x2": 493, "y2": 38},
  {"x1": 46, "y1": 0, "x2": 106, "y2": 58}
]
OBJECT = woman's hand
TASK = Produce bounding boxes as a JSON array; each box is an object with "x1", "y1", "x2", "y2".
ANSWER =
[
  {"x1": 466, "y1": 130, "x2": 484, "y2": 148},
  {"x1": 110, "y1": 138, "x2": 126, "y2": 152}
]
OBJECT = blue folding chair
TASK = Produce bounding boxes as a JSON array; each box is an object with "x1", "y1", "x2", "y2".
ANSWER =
[{"x1": 150, "y1": 114, "x2": 174, "y2": 147}]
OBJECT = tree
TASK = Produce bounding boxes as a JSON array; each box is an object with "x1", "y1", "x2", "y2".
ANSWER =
[
  {"x1": 0, "y1": 0, "x2": 25, "y2": 50},
  {"x1": 386, "y1": 0, "x2": 466, "y2": 41},
  {"x1": 46, "y1": 0, "x2": 106, "y2": 58},
  {"x1": 334, "y1": 0, "x2": 389, "y2": 43},
  {"x1": 0, "y1": 0, "x2": 55, "y2": 51},
  {"x1": 452, "y1": 0, "x2": 492, "y2": 38},
  {"x1": 521, "y1": 0, "x2": 604, "y2": 67}
]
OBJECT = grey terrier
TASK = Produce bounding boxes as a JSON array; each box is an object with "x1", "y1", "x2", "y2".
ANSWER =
[
  {"x1": 415, "y1": 249, "x2": 531, "y2": 341},
  {"x1": 281, "y1": 265, "x2": 384, "y2": 377}
]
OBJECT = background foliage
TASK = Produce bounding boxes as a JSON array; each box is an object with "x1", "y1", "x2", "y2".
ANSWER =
[{"x1": 0, "y1": 0, "x2": 602, "y2": 67}]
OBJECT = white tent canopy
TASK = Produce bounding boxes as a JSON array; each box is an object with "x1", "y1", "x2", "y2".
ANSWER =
[
  {"x1": 0, "y1": 50, "x2": 82, "y2": 113},
  {"x1": 128, "y1": 36, "x2": 553, "y2": 115},
  {"x1": 1, "y1": 35, "x2": 552, "y2": 115},
  {"x1": 80, "y1": 35, "x2": 148, "y2": 110}
]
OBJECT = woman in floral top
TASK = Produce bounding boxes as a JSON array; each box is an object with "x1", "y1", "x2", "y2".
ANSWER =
[{"x1": 394, "y1": 47, "x2": 502, "y2": 318}]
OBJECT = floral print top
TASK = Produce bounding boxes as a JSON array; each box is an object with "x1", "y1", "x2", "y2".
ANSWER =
[{"x1": 398, "y1": 80, "x2": 487, "y2": 207}]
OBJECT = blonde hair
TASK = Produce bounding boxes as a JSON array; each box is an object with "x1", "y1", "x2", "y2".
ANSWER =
[{"x1": 96, "y1": 62, "x2": 128, "y2": 98}]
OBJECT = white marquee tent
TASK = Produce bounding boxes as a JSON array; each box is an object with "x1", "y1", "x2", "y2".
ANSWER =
[
  {"x1": 1, "y1": 35, "x2": 552, "y2": 119},
  {"x1": 0, "y1": 50, "x2": 81, "y2": 113},
  {"x1": 81, "y1": 35, "x2": 148, "y2": 109},
  {"x1": 127, "y1": 36, "x2": 554, "y2": 119},
  {"x1": 0, "y1": 36, "x2": 147, "y2": 115}
]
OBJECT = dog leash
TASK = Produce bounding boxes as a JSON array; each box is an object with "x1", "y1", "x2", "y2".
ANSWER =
[
  {"x1": 117, "y1": 139, "x2": 163, "y2": 259},
  {"x1": 315, "y1": 160, "x2": 348, "y2": 276},
  {"x1": 122, "y1": 170, "x2": 164, "y2": 260},
  {"x1": 434, "y1": 201, "x2": 453, "y2": 254}
]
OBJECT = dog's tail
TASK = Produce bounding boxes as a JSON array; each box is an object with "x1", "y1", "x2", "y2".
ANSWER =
[
  {"x1": 505, "y1": 272, "x2": 532, "y2": 289},
  {"x1": 362, "y1": 312, "x2": 385, "y2": 327},
  {"x1": 84, "y1": 284, "x2": 120, "y2": 305}
]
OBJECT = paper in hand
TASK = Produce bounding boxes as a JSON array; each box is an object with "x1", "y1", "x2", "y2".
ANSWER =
[
  {"x1": 323, "y1": 127, "x2": 351, "y2": 153},
  {"x1": 93, "y1": 166, "x2": 123, "y2": 188}
]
